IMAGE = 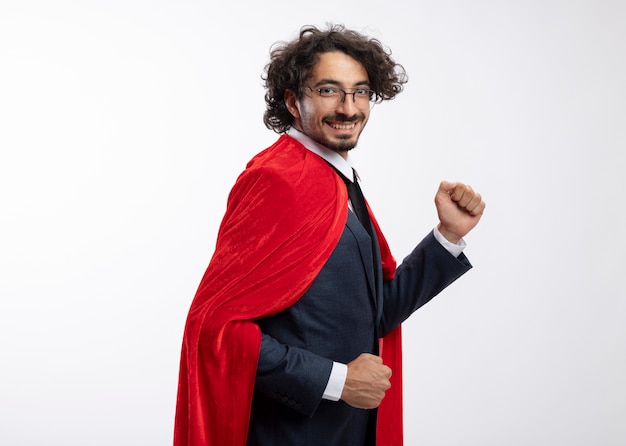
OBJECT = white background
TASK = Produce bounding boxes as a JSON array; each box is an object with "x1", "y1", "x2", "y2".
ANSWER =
[{"x1": 1, "y1": 1, "x2": 625, "y2": 445}]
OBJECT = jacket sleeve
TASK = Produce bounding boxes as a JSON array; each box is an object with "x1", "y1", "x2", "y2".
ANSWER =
[
  {"x1": 254, "y1": 332, "x2": 334, "y2": 417},
  {"x1": 379, "y1": 230, "x2": 472, "y2": 337}
]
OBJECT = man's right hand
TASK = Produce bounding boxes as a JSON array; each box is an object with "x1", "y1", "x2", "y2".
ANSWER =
[{"x1": 340, "y1": 353, "x2": 392, "y2": 409}]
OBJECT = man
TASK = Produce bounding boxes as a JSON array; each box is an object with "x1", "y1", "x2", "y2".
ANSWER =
[{"x1": 175, "y1": 24, "x2": 485, "y2": 446}]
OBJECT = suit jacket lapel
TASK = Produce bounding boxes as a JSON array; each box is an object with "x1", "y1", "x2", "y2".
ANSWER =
[{"x1": 346, "y1": 211, "x2": 377, "y2": 306}]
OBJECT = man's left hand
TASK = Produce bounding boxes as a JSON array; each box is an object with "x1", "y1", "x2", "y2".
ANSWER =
[{"x1": 435, "y1": 181, "x2": 486, "y2": 244}]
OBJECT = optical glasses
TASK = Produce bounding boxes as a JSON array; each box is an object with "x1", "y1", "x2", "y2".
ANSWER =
[{"x1": 304, "y1": 86, "x2": 377, "y2": 109}]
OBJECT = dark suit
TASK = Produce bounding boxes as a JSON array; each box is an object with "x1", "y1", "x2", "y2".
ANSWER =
[{"x1": 247, "y1": 210, "x2": 471, "y2": 445}]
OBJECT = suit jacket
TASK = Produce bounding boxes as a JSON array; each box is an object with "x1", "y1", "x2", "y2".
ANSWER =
[{"x1": 247, "y1": 209, "x2": 472, "y2": 446}]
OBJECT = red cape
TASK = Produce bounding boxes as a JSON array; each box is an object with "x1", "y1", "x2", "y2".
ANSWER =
[{"x1": 175, "y1": 135, "x2": 403, "y2": 445}]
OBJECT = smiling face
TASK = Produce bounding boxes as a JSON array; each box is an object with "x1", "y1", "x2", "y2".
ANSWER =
[{"x1": 285, "y1": 51, "x2": 371, "y2": 158}]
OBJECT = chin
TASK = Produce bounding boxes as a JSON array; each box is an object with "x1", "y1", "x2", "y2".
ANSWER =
[
  {"x1": 332, "y1": 143, "x2": 356, "y2": 153},
  {"x1": 327, "y1": 135, "x2": 359, "y2": 152},
  {"x1": 307, "y1": 130, "x2": 359, "y2": 153}
]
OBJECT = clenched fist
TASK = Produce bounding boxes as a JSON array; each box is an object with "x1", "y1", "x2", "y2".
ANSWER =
[
  {"x1": 341, "y1": 353, "x2": 392, "y2": 409},
  {"x1": 435, "y1": 181, "x2": 486, "y2": 243}
]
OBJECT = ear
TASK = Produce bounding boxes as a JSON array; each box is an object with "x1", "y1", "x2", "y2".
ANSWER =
[{"x1": 284, "y1": 89, "x2": 301, "y2": 119}]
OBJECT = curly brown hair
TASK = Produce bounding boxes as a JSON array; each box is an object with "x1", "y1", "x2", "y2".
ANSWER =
[{"x1": 262, "y1": 24, "x2": 408, "y2": 133}]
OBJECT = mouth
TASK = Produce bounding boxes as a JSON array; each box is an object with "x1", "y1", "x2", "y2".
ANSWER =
[{"x1": 326, "y1": 121, "x2": 358, "y2": 131}]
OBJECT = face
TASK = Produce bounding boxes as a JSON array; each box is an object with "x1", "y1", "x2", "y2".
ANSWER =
[{"x1": 285, "y1": 51, "x2": 371, "y2": 157}]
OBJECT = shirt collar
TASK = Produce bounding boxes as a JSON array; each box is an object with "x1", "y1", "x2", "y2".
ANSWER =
[{"x1": 287, "y1": 127, "x2": 356, "y2": 182}]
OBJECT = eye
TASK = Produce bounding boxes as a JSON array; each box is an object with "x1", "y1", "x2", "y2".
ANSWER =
[
  {"x1": 318, "y1": 87, "x2": 339, "y2": 97},
  {"x1": 354, "y1": 88, "x2": 373, "y2": 99}
]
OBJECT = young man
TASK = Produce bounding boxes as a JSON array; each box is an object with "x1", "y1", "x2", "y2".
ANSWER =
[{"x1": 175, "y1": 25, "x2": 485, "y2": 446}]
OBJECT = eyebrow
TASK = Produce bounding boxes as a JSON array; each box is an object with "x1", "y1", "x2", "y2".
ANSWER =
[{"x1": 312, "y1": 78, "x2": 371, "y2": 88}]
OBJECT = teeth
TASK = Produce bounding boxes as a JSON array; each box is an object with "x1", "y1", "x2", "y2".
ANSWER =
[{"x1": 329, "y1": 122, "x2": 356, "y2": 130}]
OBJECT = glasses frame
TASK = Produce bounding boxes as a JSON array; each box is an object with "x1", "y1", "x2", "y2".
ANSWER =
[{"x1": 304, "y1": 86, "x2": 378, "y2": 109}]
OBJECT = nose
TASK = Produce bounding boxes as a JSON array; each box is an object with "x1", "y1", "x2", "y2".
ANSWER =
[{"x1": 335, "y1": 92, "x2": 358, "y2": 115}]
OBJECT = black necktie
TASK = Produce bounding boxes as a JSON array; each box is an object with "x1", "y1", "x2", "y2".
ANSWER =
[
  {"x1": 327, "y1": 165, "x2": 374, "y2": 238},
  {"x1": 327, "y1": 163, "x2": 379, "y2": 286},
  {"x1": 346, "y1": 171, "x2": 374, "y2": 238}
]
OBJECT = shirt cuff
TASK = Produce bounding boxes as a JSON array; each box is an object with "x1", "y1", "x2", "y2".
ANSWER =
[
  {"x1": 433, "y1": 226, "x2": 466, "y2": 258},
  {"x1": 322, "y1": 361, "x2": 348, "y2": 401}
]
